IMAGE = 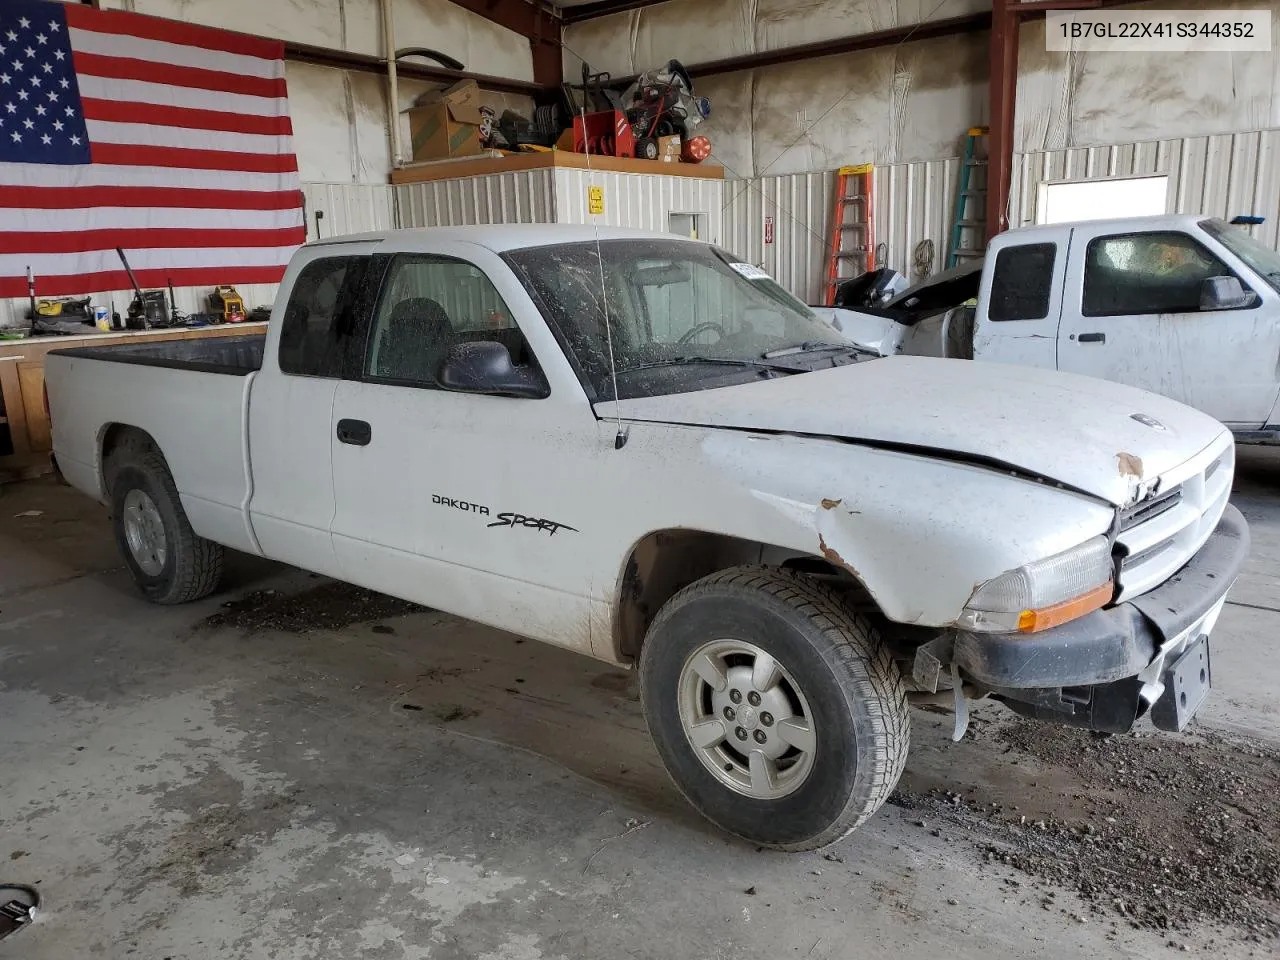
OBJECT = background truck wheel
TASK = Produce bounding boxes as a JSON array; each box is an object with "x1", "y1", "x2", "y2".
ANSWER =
[
  {"x1": 107, "y1": 444, "x2": 224, "y2": 605},
  {"x1": 639, "y1": 566, "x2": 909, "y2": 850}
]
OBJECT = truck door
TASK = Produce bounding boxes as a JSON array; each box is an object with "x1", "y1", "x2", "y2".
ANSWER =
[
  {"x1": 247, "y1": 246, "x2": 380, "y2": 578},
  {"x1": 327, "y1": 241, "x2": 607, "y2": 654},
  {"x1": 971, "y1": 239, "x2": 1065, "y2": 368},
  {"x1": 1057, "y1": 226, "x2": 1279, "y2": 427}
]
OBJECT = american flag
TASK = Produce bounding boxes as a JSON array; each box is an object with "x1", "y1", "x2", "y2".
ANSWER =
[{"x1": 0, "y1": 0, "x2": 304, "y2": 299}]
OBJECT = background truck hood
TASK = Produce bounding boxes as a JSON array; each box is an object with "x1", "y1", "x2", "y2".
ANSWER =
[{"x1": 594, "y1": 355, "x2": 1228, "y2": 506}]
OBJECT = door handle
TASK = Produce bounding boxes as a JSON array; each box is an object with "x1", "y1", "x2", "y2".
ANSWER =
[
  {"x1": 1078, "y1": 332, "x2": 1106, "y2": 343},
  {"x1": 336, "y1": 418, "x2": 372, "y2": 446}
]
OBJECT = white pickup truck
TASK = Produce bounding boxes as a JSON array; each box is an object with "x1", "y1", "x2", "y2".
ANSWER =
[
  {"x1": 822, "y1": 215, "x2": 1280, "y2": 441},
  {"x1": 45, "y1": 225, "x2": 1248, "y2": 851}
]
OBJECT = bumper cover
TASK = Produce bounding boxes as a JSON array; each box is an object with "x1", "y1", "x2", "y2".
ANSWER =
[{"x1": 953, "y1": 503, "x2": 1249, "y2": 690}]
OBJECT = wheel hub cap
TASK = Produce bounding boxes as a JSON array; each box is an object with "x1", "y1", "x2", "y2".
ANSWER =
[
  {"x1": 677, "y1": 639, "x2": 816, "y2": 800},
  {"x1": 122, "y1": 488, "x2": 166, "y2": 577}
]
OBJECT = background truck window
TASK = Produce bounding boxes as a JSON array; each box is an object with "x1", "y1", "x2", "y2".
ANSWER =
[
  {"x1": 989, "y1": 243, "x2": 1057, "y2": 321},
  {"x1": 1083, "y1": 232, "x2": 1245, "y2": 317},
  {"x1": 366, "y1": 255, "x2": 537, "y2": 388},
  {"x1": 278, "y1": 256, "x2": 372, "y2": 379}
]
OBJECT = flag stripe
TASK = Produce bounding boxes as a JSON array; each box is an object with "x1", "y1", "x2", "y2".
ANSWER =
[
  {"x1": 90, "y1": 142, "x2": 299, "y2": 173},
  {"x1": 0, "y1": 160, "x2": 298, "y2": 192},
  {"x1": 77, "y1": 75, "x2": 287, "y2": 117},
  {"x1": 1, "y1": 227, "x2": 306, "y2": 255},
  {"x1": 81, "y1": 98, "x2": 294, "y2": 137},
  {"x1": 73, "y1": 52, "x2": 287, "y2": 99},
  {"x1": 2, "y1": 243, "x2": 303, "y2": 279},
  {"x1": 87, "y1": 119, "x2": 293, "y2": 156},
  {"x1": 0, "y1": 265, "x2": 286, "y2": 299},
  {"x1": 6, "y1": 205, "x2": 303, "y2": 232},
  {"x1": 0, "y1": 184, "x2": 302, "y2": 210},
  {"x1": 68, "y1": 26, "x2": 284, "y2": 81},
  {"x1": 62, "y1": 4, "x2": 284, "y2": 63}
]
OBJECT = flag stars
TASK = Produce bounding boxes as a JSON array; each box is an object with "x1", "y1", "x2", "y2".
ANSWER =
[
  {"x1": 11, "y1": 60, "x2": 21, "y2": 72},
  {"x1": 23, "y1": 47, "x2": 34, "y2": 59},
  {"x1": 34, "y1": 103, "x2": 45, "y2": 116},
  {"x1": 16, "y1": 89, "x2": 27, "y2": 101},
  {"x1": 58, "y1": 78, "x2": 68, "y2": 89},
  {"x1": 10, "y1": 131, "x2": 20, "y2": 143},
  {"x1": 18, "y1": 17, "x2": 31, "y2": 30},
  {"x1": 41, "y1": 62, "x2": 51, "y2": 74},
  {"x1": 48, "y1": 91, "x2": 57, "y2": 102},
  {"x1": 21, "y1": 118, "x2": 33, "y2": 130},
  {"x1": 35, "y1": 33, "x2": 47, "y2": 45},
  {"x1": 49, "y1": 21, "x2": 60, "y2": 32},
  {"x1": 69, "y1": 134, "x2": 81, "y2": 145},
  {"x1": 3, "y1": 102, "x2": 14, "y2": 114},
  {"x1": 5, "y1": 32, "x2": 17, "y2": 43},
  {"x1": 64, "y1": 105, "x2": 73, "y2": 116},
  {"x1": 53, "y1": 119, "x2": 62, "y2": 131},
  {"x1": 29, "y1": 75, "x2": 39, "y2": 87},
  {"x1": 40, "y1": 133, "x2": 50, "y2": 145},
  {"x1": 53, "y1": 49, "x2": 64, "y2": 61},
  {"x1": 0, "y1": 73, "x2": 8, "y2": 85}
]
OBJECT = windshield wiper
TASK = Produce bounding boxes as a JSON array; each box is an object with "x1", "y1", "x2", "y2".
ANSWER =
[
  {"x1": 616, "y1": 356, "x2": 802, "y2": 376},
  {"x1": 763, "y1": 340, "x2": 879, "y2": 359}
]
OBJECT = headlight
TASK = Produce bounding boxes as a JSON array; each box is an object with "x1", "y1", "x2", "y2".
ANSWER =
[{"x1": 957, "y1": 536, "x2": 1114, "y2": 634}]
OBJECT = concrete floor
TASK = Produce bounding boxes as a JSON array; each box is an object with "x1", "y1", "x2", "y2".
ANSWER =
[{"x1": 1, "y1": 450, "x2": 1278, "y2": 959}]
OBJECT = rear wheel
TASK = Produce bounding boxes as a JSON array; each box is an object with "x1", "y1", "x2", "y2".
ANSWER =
[
  {"x1": 107, "y1": 441, "x2": 224, "y2": 604},
  {"x1": 635, "y1": 137, "x2": 659, "y2": 161},
  {"x1": 639, "y1": 566, "x2": 909, "y2": 850}
]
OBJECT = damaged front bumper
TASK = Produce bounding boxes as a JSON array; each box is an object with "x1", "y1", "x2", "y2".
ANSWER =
[{"x1": 940, "y1": 504, "x2": 1249, "y2": 733}]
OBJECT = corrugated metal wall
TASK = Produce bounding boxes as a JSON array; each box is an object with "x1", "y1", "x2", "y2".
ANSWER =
[
  {"x1": 719, "y1": 159, "x2": 960, "y2": 303},
  {"x1": 552, "y1": 169, "x2": 725, "y2": 241},
  {"x1": 395, "y1": 171, "x2": 557, "y2": 228},
  {"x1": 303, "y1": 182, "x2": 397, "y2": 240},
  {"x1": 721, "y1": 173, "x2": 831, "y2": 305},
  {"x1": 1011, "y1": 131, "x2": 1280, "y2": 246}
]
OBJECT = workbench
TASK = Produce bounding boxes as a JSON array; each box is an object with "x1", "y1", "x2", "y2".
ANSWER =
[{"x1": 0, "y1": 322, "x2": 268, "y2": 483}]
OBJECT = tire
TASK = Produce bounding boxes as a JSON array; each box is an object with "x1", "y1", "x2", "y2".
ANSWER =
[
  {"x1": 639, "y1": 566, "x2": 909, "y2": 850},
  {"x1": 635, "y1": 137, "x2": 659, "y2": 161},
  {"x1": 107, "y1": 440, "x2": 224, "y2": 605}
]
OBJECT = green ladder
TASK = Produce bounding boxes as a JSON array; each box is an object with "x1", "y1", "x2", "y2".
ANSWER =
[{"x1": 947, "y1": 127, "x2": 989, "y2": 270}]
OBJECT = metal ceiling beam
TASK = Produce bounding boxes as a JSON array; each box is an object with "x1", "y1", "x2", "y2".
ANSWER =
[
  {"x1": 283, "y1": 40, "x2": 546, "y2": 97},
  {"x1": 442, "y1": 0, "x2": 564, "y2": 86},
  {"x1": 560, "y1": 0, "x2": 675, "y2": 25}
]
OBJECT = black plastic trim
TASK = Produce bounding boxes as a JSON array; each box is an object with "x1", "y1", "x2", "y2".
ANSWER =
[
  {"x1": 955, "y1": 504, "x2": 1249, "y2": 689},
  {"x1": 50, "y1": 334, "x2": 266, "y2": 377}
]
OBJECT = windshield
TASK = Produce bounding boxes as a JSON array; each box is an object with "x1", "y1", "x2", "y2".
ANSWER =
[
  {"x1": 504, "y1": 239, "x2": 855, "y2": 399},
  {"x1": 1201, "y1": 218, "x2": 1280, "y2": 294}
]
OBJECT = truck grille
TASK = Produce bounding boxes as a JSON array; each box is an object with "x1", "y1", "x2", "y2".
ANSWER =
[{"x1": 1113, "y1": 438, "x2": 1234, "y2": 601}]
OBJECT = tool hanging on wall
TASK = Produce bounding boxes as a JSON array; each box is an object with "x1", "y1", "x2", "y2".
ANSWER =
[
  {"x1": 824, "y1": 163, "x2": 875, "y2": 306},
  {"x1": 947, "y1": 127, "x2": 989, "y2": 269},
  {"x1": 116, "y1": 247, "x2": 168, "y2": 329}
]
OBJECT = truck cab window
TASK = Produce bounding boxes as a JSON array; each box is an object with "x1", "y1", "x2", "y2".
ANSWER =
[
  {"x1": 366, "y1": 255, "x2": 537, "y2": 388},
  {"x1": 278, "y1": 256, "x2": 373, "y2": 378},
  {"x1": 989, "y1": 243, "x2": 1056, "y2": 321},
  {"x1": 1083, "y1": 232, "x2": 1247, "y2": 316}
]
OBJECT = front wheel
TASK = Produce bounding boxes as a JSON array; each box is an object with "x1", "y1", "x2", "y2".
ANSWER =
[{"x1": 639, "y1": 567, "x2": 909, "y2": 850}]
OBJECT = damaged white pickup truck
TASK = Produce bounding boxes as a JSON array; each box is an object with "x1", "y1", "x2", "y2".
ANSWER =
[{"x1": 44, "y1": 225, "x2": 1249, "y2": 850}]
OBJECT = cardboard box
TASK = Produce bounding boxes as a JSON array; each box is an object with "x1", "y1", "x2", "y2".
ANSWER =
[
  {"x1": 658, "y1": 135, "x2": 682, "y2": 162},
  {"x1": 407, "y1": 80, "x2": 484, "y2": 162}
]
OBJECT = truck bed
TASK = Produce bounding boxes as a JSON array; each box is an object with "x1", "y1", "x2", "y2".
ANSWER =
[{"x1": 51, "y1": 333, "x2": 265, "y2": 376}]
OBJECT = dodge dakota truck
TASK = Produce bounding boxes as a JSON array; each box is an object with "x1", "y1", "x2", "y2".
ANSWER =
[
  {"x1": 44, "y1": 225, "x2": 1249, "y2": 851},
  {"x1": 819, "y1": 215, "x2": 1280, "y2": 442}
]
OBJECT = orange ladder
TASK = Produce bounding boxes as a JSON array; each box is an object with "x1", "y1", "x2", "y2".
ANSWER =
[{"x1": 824, "y1": 163, "x2": 875, "y2": 306}]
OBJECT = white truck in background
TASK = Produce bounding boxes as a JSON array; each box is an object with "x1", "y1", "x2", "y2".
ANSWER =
[
  {"x1": 44, "y1": 225, "x2": 1248, "y2": 851},
  {"x1": 819, "y1": 215, "x2": 1280, "y2": 441}
]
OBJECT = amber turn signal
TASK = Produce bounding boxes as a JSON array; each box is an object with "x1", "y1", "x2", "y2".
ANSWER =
[{"x1": 1016, "y1": 581, "x2": 1114, "y2": 633}]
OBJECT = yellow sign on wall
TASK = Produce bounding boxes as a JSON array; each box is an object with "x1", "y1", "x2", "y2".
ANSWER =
[{"x1": 588, "y1": 185, "x2": 605, "y2": 216}]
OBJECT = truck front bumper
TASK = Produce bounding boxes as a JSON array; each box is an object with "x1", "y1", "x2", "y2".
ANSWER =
[{"x1": 952, "y1": 504, "x2": 1249, "y2": 733}]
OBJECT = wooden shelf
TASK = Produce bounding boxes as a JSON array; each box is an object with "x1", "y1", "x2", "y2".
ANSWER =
[{"x1": 390, "y1": 149, "x2": 724, "y2": 185}]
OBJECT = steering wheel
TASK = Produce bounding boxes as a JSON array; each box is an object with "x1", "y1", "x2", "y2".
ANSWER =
[{"x1": 678, "y1": 322, "x2": 726, "y2": 345}]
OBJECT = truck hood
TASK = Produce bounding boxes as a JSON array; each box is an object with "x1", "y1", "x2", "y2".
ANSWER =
[{"x1": 594, "y1": 356, "x2": 1228, "y2": 507}]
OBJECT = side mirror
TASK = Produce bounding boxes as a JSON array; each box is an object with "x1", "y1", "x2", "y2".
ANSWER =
[
  {"x1": 438, "y1": 341, "x2": 548, "y2": 399},
  {"x1": 1200, "y1": 276, "x2": 1258, "y2": 311}
]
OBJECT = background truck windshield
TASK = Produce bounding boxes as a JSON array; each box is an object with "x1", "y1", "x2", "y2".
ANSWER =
[
  {"x1": 1202, "y1": 218, "x2": 1280, "y2": 294},
  {"x1": 505, "y1": 239, "x2": 851, "y2": 399}
]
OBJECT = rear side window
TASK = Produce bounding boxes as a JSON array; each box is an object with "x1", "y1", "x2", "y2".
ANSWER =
[
  {"x1": 278, "y1": 256, "x2": 375, "y2": 378},
  {"x1": 988, "y1": 243, "x2": 1056, "y2": 321}
]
